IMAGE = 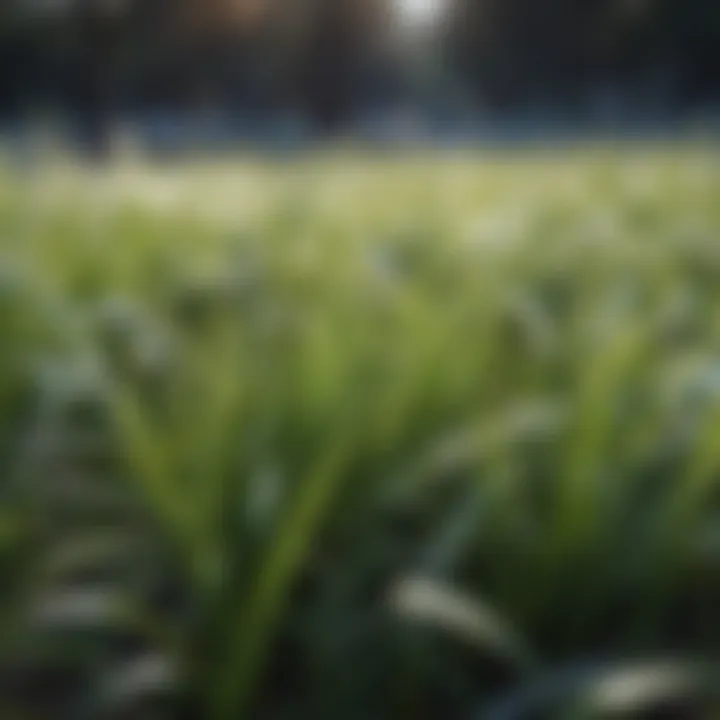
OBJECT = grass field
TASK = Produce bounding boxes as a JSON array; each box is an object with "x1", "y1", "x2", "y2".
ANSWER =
[{"x1": 1, "y1": 147, "x2": 719, "y2": 718}]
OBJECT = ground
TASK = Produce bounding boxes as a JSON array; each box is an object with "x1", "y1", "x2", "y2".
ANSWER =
[{"x1": 0, "y1": 144, "x2": 719, "y2": 718}]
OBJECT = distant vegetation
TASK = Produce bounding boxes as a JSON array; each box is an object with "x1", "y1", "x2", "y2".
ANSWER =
[{"x1": 1, "y1": 0, "x2": 720, "y2": 137}]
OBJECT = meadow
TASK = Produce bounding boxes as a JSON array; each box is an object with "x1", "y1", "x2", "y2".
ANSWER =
[{"x1": 0, "y1": 146, "x2": 719, "y2": 718}]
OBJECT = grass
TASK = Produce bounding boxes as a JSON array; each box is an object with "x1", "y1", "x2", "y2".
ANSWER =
[{"x1": 0, "y1": 146, "x2": 719, "y2": 718}]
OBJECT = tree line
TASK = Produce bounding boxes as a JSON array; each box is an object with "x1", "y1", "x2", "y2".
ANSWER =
[{"x1": 1, "y1": 0, "x2": 718, "y2": 145}]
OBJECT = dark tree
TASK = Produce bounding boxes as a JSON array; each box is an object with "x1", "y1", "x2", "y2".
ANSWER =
[
  {"x1": 73, "y1": 0, "x2": 127, "y2": 159},
  {"x1": 299, "y1": 0, "x2": 383, "y2": 133},
  {"x1": 446, "y1": 0, "x2": 720, "y2": 114}
]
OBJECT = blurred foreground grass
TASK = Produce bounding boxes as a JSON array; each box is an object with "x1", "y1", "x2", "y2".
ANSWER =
[{"x1": 0, "y1": 147, "x2": 719, "y2": 718}]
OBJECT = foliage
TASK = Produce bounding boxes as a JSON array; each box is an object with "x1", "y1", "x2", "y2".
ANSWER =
[
  {"x1": 2, "y1": 0, "x2": 720, "y2": 128},
  {"x1": 0, "y1": 147, "x2": 719, "y2": 718}
]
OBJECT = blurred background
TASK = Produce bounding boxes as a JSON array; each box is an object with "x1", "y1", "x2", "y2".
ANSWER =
[
  {"x1": 1, "y1": 0, "x2": 720, "y2": 154},
  {"x1": 0, "y1": 3, "x2": 720, "y2": 720}
]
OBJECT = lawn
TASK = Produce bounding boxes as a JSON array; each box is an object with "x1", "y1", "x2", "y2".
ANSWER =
[{"x1": 0, "y1": 146, "x2": 719, "y2": 718}]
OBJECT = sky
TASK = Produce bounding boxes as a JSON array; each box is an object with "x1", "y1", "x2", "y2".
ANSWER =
[{"x1": 394, "y1": 0, "x2": 446, "y2": 30}]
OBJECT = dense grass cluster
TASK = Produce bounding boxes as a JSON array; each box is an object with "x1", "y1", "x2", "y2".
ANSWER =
[{"x1": 0, "y1": 149, "x2": 719, "y2": 718}]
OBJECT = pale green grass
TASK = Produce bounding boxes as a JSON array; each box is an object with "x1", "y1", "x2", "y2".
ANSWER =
[{"x1": 0, "y1": 147, "x2": 718, "y2": 718}]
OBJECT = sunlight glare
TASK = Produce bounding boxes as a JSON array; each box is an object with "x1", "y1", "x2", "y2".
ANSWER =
[{"x1": 394, "y1": 0, "x2": 446, "y2": 30}]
